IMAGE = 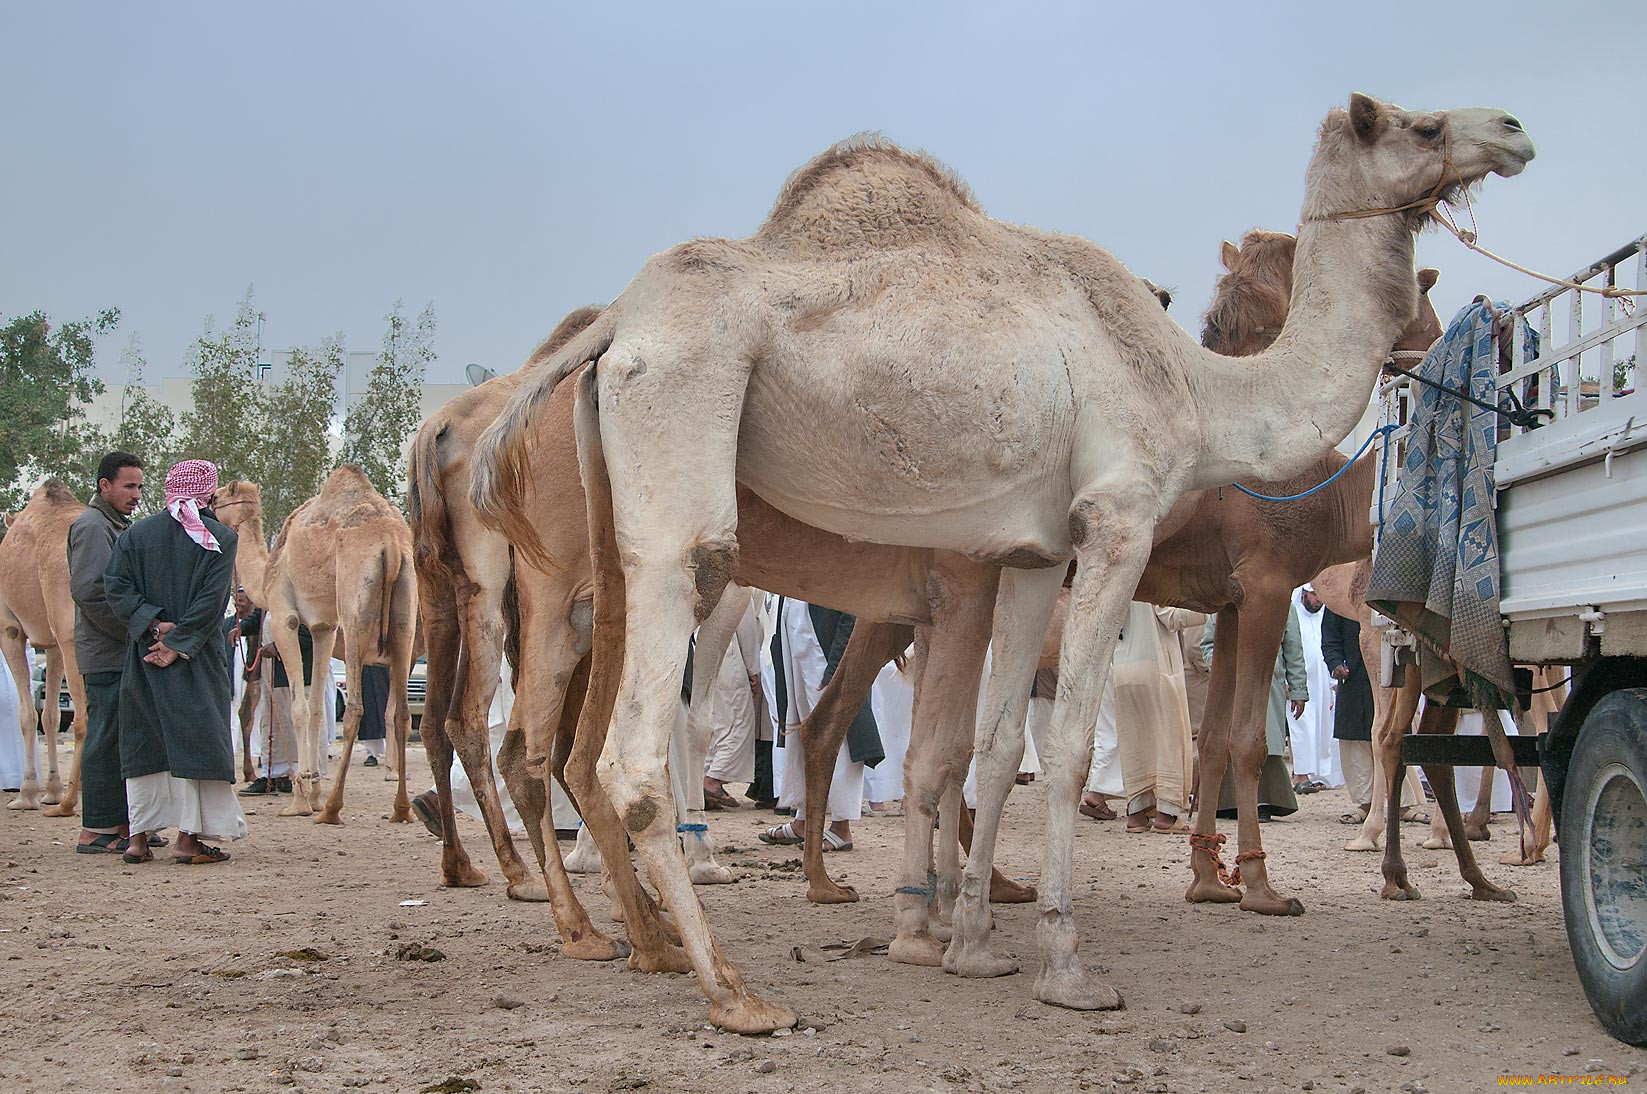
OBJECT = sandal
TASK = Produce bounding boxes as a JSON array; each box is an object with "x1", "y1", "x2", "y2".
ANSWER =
[
  {"x1": 1339, "y1": 805, "x2": 1370, "y2": 825},
  {"x1": 75, "y1": 833, "x2": 129, "y2": 855},
  {"x1": 757, "y1": 822, "x2": 803, "y2": 846},
  {"x1": 703, "y1": 785, "x2": 741, "y2": 811},
  {"x1": 1079, "y1": 799, "x2": 1117, "y2": 821},
  {"x1": 1399, "y1": 806, "x2": 1432, "y2": 825},
  {"x1": 122, "y1": 847, "x2": 154, "y2": 864},
  {"x1": 1151, "y1": 814, "x2": 1190, "y2": 834},
  {"x1": 1124, "y1": 810, "x2": 1154, "y2": 834},
  {"x1": 819, "y1": 829, "x2": 853, "y2": 853},
  {"x1": 864, "y1": 801, "x2": 905, "y2": 818},
  {"x1": 174, "y1": 845, "x2": 232, "y2": 866}
]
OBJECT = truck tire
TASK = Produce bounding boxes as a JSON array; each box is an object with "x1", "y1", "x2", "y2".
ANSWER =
[{"x1": 1560, "y1": 688, "x2": 1647, "y2": 1044}]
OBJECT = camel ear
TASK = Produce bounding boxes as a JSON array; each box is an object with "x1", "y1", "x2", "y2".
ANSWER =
[
  {"x1": 1220, "y1": 241, "x2": 1240, "y2": 271},
  {"x1": 1349, "y1": 92, "x2": 1385, "y2": 143},
  {"x1": 1417, "y1": 268, "x2": 1439, "y2": 294}
]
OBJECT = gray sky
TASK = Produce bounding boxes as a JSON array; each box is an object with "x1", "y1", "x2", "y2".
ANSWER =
[{"x1": 4, "y1": 2, "x2": 1640, "y2": 386}]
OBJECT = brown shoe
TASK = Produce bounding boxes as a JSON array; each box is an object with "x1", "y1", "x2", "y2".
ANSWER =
[{"x1": 411, "y1": 789, "x2": 443, "y2": 839}]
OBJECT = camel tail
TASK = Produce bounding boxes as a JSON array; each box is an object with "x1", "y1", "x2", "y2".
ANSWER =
[
  {"x1": 407, "y1": 416, "x2": 458, "y2": 597},
  {"x1": 471, "y1": 309, "x2": 618, "y2": 559},
  {"x1": 374, "y1": 545, "x2": 401, "y2": 658}
]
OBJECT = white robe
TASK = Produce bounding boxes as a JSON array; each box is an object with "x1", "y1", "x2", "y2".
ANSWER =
[
  {"x1": 702, "y1": 598, "x2": 764, "y2": 785},
  {"x1": 865, "y1": 657, "x2": 913, "y2": 803},
  {"x1": 771, "y1": 599, "x2": 863, "y2": 821},
  {"x1": 1287, "y1": 595, "x2": 1343, "y2": 787},
  {"x1": 0, "y1": 644, "x2": 29, "y2": 791}
]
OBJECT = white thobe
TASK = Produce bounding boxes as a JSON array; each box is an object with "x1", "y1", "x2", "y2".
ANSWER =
[
  {"x1": 0, "y1": 644, "x2": 29, "y2": 791},
  {"x1": 772, "y1": 599, "x2": 863, "y2": 821},
  {"x1": 1288, "y1": 595, "x2": 1343, "y2": 787}
]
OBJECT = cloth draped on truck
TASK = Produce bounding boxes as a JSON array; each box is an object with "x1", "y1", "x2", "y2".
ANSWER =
[{"x1": 1367, "y1": 299, "x2": 1538, "y2": 711}]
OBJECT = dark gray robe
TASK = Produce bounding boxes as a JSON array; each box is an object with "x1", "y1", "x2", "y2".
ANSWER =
[{"x1": 103, "y1": 511, "x2": 238, "y2": 782}]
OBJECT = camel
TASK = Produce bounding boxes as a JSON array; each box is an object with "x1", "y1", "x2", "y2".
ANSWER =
[
  {"x1": 0, "y1": 480, "x2": 89, "y2": 815},
  {"x1": 473, "y1": 95, "x2": 1533, "y2": 1030},
  {"x1": 211, "y1": 467, "x2": 416, "y2": 825}
]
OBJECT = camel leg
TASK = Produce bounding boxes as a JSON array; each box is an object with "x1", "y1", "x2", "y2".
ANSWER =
[
  {"x1": 1226, "y1": 588, "x2": 1304, "y2": 916},
  {"x1": 387, "y1": 561, "x2": 416, "y2": 824},
  {"x1": 1417, "y1": 711, "x2": 1515, "y2": 902},
  {"x1": 314, "y1": 627, "x2": 354, "y2": 824},
  {"x1": 1187, "y1": 607, "x2": 1243, "y2": 904},
  {"x1": 1358, "y1": 675, "x2": 1421, "y2": 851},
  {"x1": 889, "y1": 567, "x2": 998, "y2": 969},
  {"x1": 947, "y1": 562, "x2": 1053, "y2": 979},
  {"x1": 38, "y1": 645, "x2": 65, "y2": 805},
  {"x1": 419, "y1": 601, "x2": 489, "y2": 888},
  {"x1": 796, "y1": 618, "x2": 906, "y2": 905},
  {"x1": 1029, "y1": 488, "x2": 1158, "y2": 1012},
  {"x1": 2, "y1": 627, "x2": 41, "y2": 810},
  {"x1": 680, "y1": 587, "x2": 748, "y2": 887},
  {"x1": 265, "y1": 593, "x2": 318, "y2": 815},
  {"x1": 43, "y1": 604, "x2": 86, "y2": 816},
  {"x1": 572, "y1": 369, "x2": 789, "y2": 1032},
  {"x1": 237, "y1": 673, "x2": 259, "y2": 784},
  {"x1": 957, "y1": 809, "x2": 1037, "y2": 904}
]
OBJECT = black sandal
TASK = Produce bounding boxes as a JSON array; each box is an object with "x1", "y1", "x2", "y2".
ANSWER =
[
  {"x1": 122, "y1": 846, "x2": 154, "y2": 864},
  {"x1": 174, "y1": 845, "x2": 231, "y2": 865},
  {"x1": 75, "y1": 833, "x2": 129, "y2": 855}
]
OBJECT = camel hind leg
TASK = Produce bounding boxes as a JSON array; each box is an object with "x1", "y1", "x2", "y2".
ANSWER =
[
  {"x1": 1187, "y1": 607, "x2": 1243, "y2": 903},
  {"x1": 419, "y1": 598, "x2": 488, "y2": 887},
  {"x1": 2, "y1": 626, "x2": 41, "y2": 810},
  {"x1": 37, "y1": 645, "x2": 65, "y2": 805},
  {"x1": 1419, "y1": 712, "x2": 1515, "y2": 902},
  {"x1": 385, "y1": 555, "x2": 416, "y2": 824},
  {"x1": 43, "y1": 596, "x2": 86, "y2": 817},
  {"x1": 312, "y1": 625, "x2": 352, "y2": 824},
  {"x1": 578, "y1": 358, "x2": 794, "y2": 1033}
]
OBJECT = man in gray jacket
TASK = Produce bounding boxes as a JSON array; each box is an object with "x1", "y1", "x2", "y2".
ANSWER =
[{"x1": 67, "y1": 451, "x2": 144, "y2": 855}]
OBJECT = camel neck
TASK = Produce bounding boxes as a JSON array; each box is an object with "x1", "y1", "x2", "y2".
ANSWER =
[{"x1": 1186, "y1": 216, "x2": 1415, "y2": 488}]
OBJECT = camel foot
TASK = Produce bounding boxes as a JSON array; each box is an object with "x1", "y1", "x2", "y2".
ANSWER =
[
  {"x1": 1421, "y1": 834, "x2": 1452, "y2": 850},
  {"x1": 888, "y1": 932, "x2": 946, "y2": 967},
  {"x1": 929, "y1": 922, "x2": 953, "y2": 943},
  {"x1": 1033, "y1": 965, "x2": 1124, "y2": 1011},
  {"x1": 990, "y1": 872, "x2": 1037, "y2": 904},
  {"x1": 442, "y1": 863, "x2": 489, "y2": 888},
  {"x1": 42, "y1": 775, "x2": 63, "y2": 805},
  {"x1": 8, "y1": 780, "x2": 41, "y2": 810},
  {"x1": 629, "y1": 942, "x2": 694, "y2": 975},
  {"x1": 1499, "y1": 848, "x2": 1546, "y2": 867},
  {"x1": 805, "y1": 878, "x2": 858, "y2": 905},
  {"x1": 279, "y1": 799, "x2": 314, "y2": 818},
  {"x1": 1185, "y1": 876, "x2": 1243, "y2": 904},
  {"x1": 561, "y1": 932, "x2": 629, "y2": 962},
  {"x1": 1380, "y1": 879, "x2": 1421, "y2": 901},
  {"x1": 1344, "y1": 834, "x2": 1381, "y2": 852},
  {"x1": 313, "y1": 809, "x2": 343, "y2": 826},
  {"x1": 1469, "y1": 880, "x2": 1517, "y2": 902},
  {"x1": 689, "y1": 862, "x2": 738, "y2": 886},
  {"x1": 709, "y1": 994, "x2": 798, "y2": 1035},
  {"x1": 943, "y1": 939, "x2": 1021, "y2": 979},
  {"x1": 1465, "y1": 822, "x2": 1491, "y2": 842},
  {"x1": 506, "y1": 879, "x2": 554, "y2": 902},
  {"x1": 388, "y1": 804, "x2": 412, "y2": 824},
  {"x1": 1240, "y1": 887, "x2": 1306, "y2": 916},
  {"x1": 41, "y1": 801, "x2": 77, "y2": 818}
]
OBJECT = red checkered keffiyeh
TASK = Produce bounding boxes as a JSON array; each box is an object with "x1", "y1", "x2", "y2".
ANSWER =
[{"x1": 164, "y1": 460, "x2": 221, "y2": 552}]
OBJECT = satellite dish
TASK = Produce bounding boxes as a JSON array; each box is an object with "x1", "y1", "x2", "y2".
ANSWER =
[{"x1": 465, "y1": 363, "x2": 498, "y2": 388}]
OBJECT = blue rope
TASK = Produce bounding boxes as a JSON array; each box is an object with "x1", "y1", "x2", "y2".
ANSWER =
[
  {"x1": 1229, "y1": 424, "x2": 1397, "y2": 504},
  {"x1": 894, "y1": 886, "x2": 930, "y2": 897},
  {"x1": 676, "y1": 823, "x2": 708, "y2": 834}
]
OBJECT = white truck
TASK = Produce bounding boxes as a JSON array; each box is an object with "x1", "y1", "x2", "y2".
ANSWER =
[{"x1": 1379, "y1": 235, "x2": 1647, "y2": 1045}]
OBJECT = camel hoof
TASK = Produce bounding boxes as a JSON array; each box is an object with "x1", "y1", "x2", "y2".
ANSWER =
[
  {"x1": 888, "y1": 933, "x2": 946, "y2": 968},
  {"x1": 313, "y1": 811, "x2": 343, "y2": 826},
  {"x1": 1033, "y1": 966, "x2": 1124, "y2": 1012},
  {"x1": 1380, "y1": 880, "x2": 1421, "y2": 901},
  {"x1": 1499, "y1": 850, "x2": 1545, "y2": 867},
  {"x1": 709, "y1": 995, "x2": 798, "y2": 1035},
  {"x1": 506, "y1": 879, "x2": 552, "y2": 902},
  {"x1": 990, "y1": 874, "x2": 1037, "y2": 904},
  {"x1": 279, "y1": 801, "x2": 314, "y2": 818},
  {"x1": 1466, "y1": 824, "x2": 1491, "y2": 842},
  {"x1": 42, "y1": 777, "x2": 63, "y2": 805},
  {"x1": 689, "y1": 863, "x2": 738, "y2": 886},
  {"x1": 1240, "y1": 890, "x2": 1306, "y2": 916},
  {"x1": 1470, "y1": 883, "x2": 1517, "y2": 902},
  {"x1": 388, "y1": 806, "x2": 412, "y2": 824},
  {"x1": 6, "y1": 795, "x2": 38, "y2": 811},
  {"x1": 41, "y1": 801, "x2": 76, "y2": 818},
  {"x1": 1420, "y1": 835, "x2": 1452, "y2": 850},
  {"x1": 943, "y1": 943, "x2": 1021, "y2": 979},
  {"x1": 1343, "y1": 835, "x2": 1381, "y2": 852},
  {"x1": 805, "y1": 880, "x2": 858, "y2": 905},
  {"x1": 929, "y1": 922, "x2": 953, "y2": 943},
  {"x1": 562, "y1": 932, "x2": 629, "y2": 962},
  {"x1": 629, "y1": 943, "x2": 694, "y2": 975},
  {"x1": 444, "y1": 865, "x2": 489, "y2": 889},
  {"x1": 1185, "y1": 878, "x2": 1243, "y2": 904}
]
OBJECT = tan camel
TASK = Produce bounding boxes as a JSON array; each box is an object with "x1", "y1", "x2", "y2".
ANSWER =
[
  {"x1": 0, "y1": 481, "x2": 89, "y2": 815},
  {"x1": 473, "y1": 97, "x2": 1534, "y2": 1029},
  {"x1": 212, "y1": 467, "x2": 416, "y2": 825}
]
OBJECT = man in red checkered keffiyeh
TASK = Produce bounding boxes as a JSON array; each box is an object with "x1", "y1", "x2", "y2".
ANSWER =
[{"x1": 164, "y1": 460, "x2": 221, "y2": 552}]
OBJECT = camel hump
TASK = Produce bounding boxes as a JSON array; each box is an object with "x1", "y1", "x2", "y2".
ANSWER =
[
  {"x1": 755, "y1": 133, "x2": 983, "y2": 251},
  {"x1": 38, "y1": 479, "x2": 80, "y2": 507}
]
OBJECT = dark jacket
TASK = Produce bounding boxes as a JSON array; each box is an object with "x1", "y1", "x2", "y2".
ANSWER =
[
  {"x1": 103, "y1": 510, "x2": 238, "y2": 781},
  {"x1": 1320, "y1": 607, "x2": 1373, "y2": 742},
  {"x1": 66, "y1": 497, "x2": 132, "y2": 674}
]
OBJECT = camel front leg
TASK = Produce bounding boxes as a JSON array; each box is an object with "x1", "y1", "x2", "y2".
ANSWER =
[
  {"x1": 266, "y1": 604, "x2": 316, "y2": 816},
  {"x1": 43, "y1": 633, "x2": 87, "y2": 817},
  {"x1": 1030, "y1": 489, "x2": 1159, "y2": 1013},
  {"x1": 947, "y1": 562, "x2": 1055, "y2": 979},
  {"x1": 2, "y1": 629, "x2": 41, "y2": 810},
  {"x1": 38, "y1": 646, "x2": 65, "y2": 805},
  {"x1": 1187, "y1": 608, "x2": 1243, "y2": 903},
  {"x1": 1351, "y1": 675, "x2": 1422, "y2": 851}
]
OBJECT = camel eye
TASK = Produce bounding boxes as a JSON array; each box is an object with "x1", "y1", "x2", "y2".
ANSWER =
[
  {"x1": 1502, "y1": 115, "x2": 1523, "y2": 131},
  {"x1": 1416, "y1": 123, "x2": 1442, "y2": 140}
]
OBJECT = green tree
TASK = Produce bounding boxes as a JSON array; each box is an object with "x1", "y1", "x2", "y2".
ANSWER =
[
  {"x1": 342, "y1": 300, "x2": 434, "y2": 509},
  {"x1": 110, "y1": 336, "x2": 179, "y2": 507},
  {"x1": 177, "y1": 289, "x2": 265, "y2": 483},
  {"x1": 0, "y1": 307, "x2": 118, "y2": 517},
  {"x1": 256, "y1": 337, "x2": 344, "y2": 533}
]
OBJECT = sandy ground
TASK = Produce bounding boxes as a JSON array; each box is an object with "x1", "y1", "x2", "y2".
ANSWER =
[{"x1": 2, "y1": 737, "x2": 1643, "y2": 1094}]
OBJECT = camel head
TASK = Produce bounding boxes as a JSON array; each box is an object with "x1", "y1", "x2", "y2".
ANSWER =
[
  {"x1": 210, "y1": 479, "x2": 262, "y2": 533},
  {"x1": 1304, "y1": 93, "x2": 1534, "y2": 226},
  {"x1": 1201, "y1": 230, "x2": 1298, "y2": 355}
]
